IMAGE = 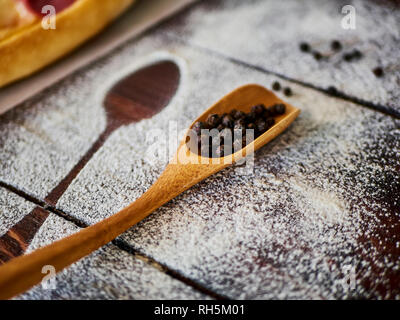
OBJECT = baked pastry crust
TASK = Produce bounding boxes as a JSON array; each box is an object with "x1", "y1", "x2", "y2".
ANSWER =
[
  {"x1": 0, "y1": 0, "x2": 37, "y2": 41},
  {"x1": 0, "y1": 0, "x2": 135, "y2": 88}
]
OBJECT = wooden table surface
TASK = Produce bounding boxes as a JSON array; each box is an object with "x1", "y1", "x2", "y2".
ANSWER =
[{"x1": 0, "y1": 0, "x2": 399, "y2": 299}]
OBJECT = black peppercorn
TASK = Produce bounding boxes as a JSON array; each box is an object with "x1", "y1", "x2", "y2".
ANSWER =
[
  {"x1": 265, "y1": 118, "x2": 275, "y2": 128},
  {"x1": 273, "y1": 103, "x2": 286, "y2": 115},
  {"x1": 283, "y1": 87, "x2": 292, "y2": 97},
  {"x1": 193, "y1": 122, "x2": 202, "y2": 136},
  {"x1": 331, "y1": 40, "x2": 342, "y2": 51},
  {"x1": 263, "y1": 107, "x2": 273, "y2": 118},
  {"x1": 255, "y1": 119, "x2": 268, "y2": 135},
  {"x1": 251, "y1": 104, "x2": 266, "y2": 116},
  {"x1": 343, "y1": 52, "x2": 353, "y2": 62},
  {"x1": 234, "y1": 118, "x2": 246, "y2": 130},
  {"x1": 229, "y1": 109, "x2": 238, "y2": 118},
  {"x1": 219, "y1": 128, "x2": 232, "y2": 144},
  {"x1": 344, "y1": 49, "x2": 362, "y2": 62},
  {"x1": 313, "y1": 51, "x2": 322, "y2": 61},
  {"x1": 192, "y1": 121, "x2": 208, "y2": 136},
  {"x1": 245, "y1": 110, "x2": 257, "y2": 123},
  {"x1": 272, "y1": 81, "x2": 281, "y2": 91},
  {"x1": 234, "y1": 126, "x2": 246, "y2": 139},
  {"x1": 247, "y1": 122, "x2": 256, "y2": 131},
  {"x1": 352, "y1": 49, "x2": 362, "y2": 59},
  {"x1": 206, "y1": 113, "x2": 221, "y2": 127},
  {"x1": 327, "y1": 86, "x2": 338, "y2": 95},
  {"x1": 232, "y1": 110, "x2": 246, "y2": 120},
  {"x1": 300, "y1": 42, "x2": 310, "y2": 52},
  {"x1": 221, "y1": 114, "x2": 234, "y2": 128},
  {"x1": 373, "y1": 67, "x2": 384, "y2": 78}
]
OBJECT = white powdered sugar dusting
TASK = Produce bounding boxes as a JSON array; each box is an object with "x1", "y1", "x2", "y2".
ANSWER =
[
  {"x1": 17, "y1": 213, "x2": 207, "y2": 300},
  {"x1": 163, "y1": 0, "x2": 400, "y2": 112},
  {"x1": 0, "y1": 3, "x2": 398, "y2": 297},
  {"x1": 29, "y1": 33, "x2": 399, "y2": 299},
  {"x1": 0, "y1": 187, "x2": 35, "y2": 237}
]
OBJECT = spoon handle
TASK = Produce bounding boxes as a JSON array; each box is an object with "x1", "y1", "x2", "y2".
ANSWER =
[
  {"x1": 45, "y1": 125, "x2": 116, "y2": 206},
  {"x1": 0, "y1": 161, "x2": 216, "y2": 300}
]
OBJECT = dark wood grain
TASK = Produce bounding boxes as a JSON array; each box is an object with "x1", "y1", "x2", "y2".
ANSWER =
[
  {"x1": 0, "y1": 207, "x2": 49, "y2": 264},
  {"x1": 0, "y1": 60, "x2": 180, "y2": 264}
]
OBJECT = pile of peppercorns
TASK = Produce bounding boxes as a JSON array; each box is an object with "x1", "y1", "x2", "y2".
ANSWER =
[{"x1": 191, "y1": 103, "x2": 286, "y2": 158}]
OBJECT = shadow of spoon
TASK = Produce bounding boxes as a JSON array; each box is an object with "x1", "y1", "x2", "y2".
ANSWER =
[{"x1": 0, "y1": 60, "x2": 180, "y2": 263}]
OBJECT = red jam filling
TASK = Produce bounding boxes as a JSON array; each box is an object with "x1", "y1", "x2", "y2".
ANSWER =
[{"x1": 22, "y1": 0, "x2": 76, "y2": 16}]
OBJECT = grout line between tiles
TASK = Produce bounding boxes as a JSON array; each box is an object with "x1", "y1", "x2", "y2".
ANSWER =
[
  {"x1": 49, "y1": 206, "x2": 228, "y2": 300},
  {"x1": 0, "y1": 180, "x2": 46, "y2": 208},
  {"x1": 114, "y1": 238, "x2": 229, "y2": 300}
]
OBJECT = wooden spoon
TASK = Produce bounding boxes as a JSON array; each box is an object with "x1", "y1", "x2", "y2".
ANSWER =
[{"x1": 0, "y1": 84, "x2": 300, "y2": 299}]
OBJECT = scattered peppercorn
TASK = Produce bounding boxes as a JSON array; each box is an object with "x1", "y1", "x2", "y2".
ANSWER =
[
  {"x1": 191, "y1": 103, "x2": 286, "y2": 158},
  {"x1": 343, "y1": 52, "x2": 353, "y2": 62},
  {"x1": 313, "y1": 51, "x2": 323, "y2": 61},
  {"x1": 327, "y1": 86, "x2": 338, "y2": 96},
  {"x1": 283, "y1": 87, "x2": 293, "y2": 97},
  {"x1": 331, "y1": 40, "x2": 342, "y2": 51},
  {"x1": 352, "y1": 49, "x2": 362, "y2": 59},
  {"x1": 300, "y1": 42, "x2": 310, "y2": 52},
  {"x1": 343, "y1": 49, "x2": 363, "y2": 62},
  {"x1": 272, "y1": 81, "x2": 281, "y2": 91},
  {"x1": 373, "y1": 67, "x2": 384, "y2": 78}
]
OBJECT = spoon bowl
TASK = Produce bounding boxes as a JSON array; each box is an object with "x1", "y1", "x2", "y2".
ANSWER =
[
  {"x1": 0, "y1": 84, "x2": 300, "y2": 299},
  {"x1": 181, "y1": 84, "x2": 300, "y2": 166}
]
